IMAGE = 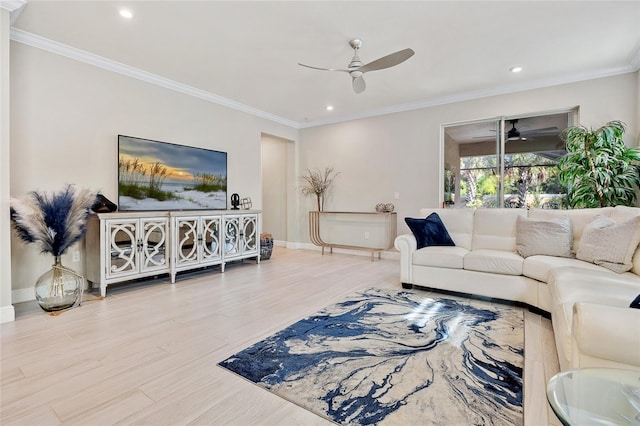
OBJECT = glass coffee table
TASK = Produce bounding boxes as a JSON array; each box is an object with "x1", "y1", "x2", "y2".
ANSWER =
[{"x1": 547, "y1": 368, "x2": 640, "y2": 425}]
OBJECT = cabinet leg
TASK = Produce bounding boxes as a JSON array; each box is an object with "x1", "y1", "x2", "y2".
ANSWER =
[
  {"x1": 100, "y1": 285, "x2": 106, "y2": 298},
  {"x1": 221, "y1": 262, "x2": 226, "y2": 272}
]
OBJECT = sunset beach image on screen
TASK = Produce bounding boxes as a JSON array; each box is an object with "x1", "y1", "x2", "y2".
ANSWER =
[{"x1": 118, "y1": 135, "x2": 227, "y2": 211}]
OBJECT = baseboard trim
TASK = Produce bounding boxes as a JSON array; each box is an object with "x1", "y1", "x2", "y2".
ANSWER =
[
  {"x1": 0, "y1": 305, "x2": 16, "y2": 323},
  {"x1": 12, "y1": 287, "x2": 34, "y2": 304}
]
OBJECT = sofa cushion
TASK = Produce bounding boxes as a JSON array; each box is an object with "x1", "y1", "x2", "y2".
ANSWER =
[
  {"x1": 528, "y1": 207, "x2": 614, "y2": 253},
  {"x1": 611, "y1": 206, "x2": 640, "y2": 275},
  {"x1": 464, "y1": 249, "x2": 524, "y2": 276},
  {"x1": 547, "y1": 267, "x2": 640, "y2": 370},
  {"x1": 413, "y1": 246, "x2": 468, "y2": 269},
  {"x1": 419, "y1": 208, "x2": 474, "y2": 250},
  {"x1": 405, "y1": 213, "x2": 455, "y2": 249},
  {"x1": 515, "y1": 215, "x2": 573, "y2": 258},
  {"x1": 576, "y1": 215, "x2": 640, "y2": 273},
  {"x1": 472, "y1": 208, "x2": 527, "y2": 251},
  {"x1": 522, "y1": 255, "x2": 612, "y2": 283}
]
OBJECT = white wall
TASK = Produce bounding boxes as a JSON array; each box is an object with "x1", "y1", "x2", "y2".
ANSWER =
[
  {"x1": 298, "y1": 72, "x2": 639, "y2": 241},
  {"x1": 8, "y1": 42, "x2": 297, "y2": 298},
  {"x1": 1, "y1": 8, "x2": 15, "y2": 322}
]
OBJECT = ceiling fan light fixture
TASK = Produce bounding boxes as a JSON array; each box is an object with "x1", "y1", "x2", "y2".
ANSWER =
[
  {"x1": 119, "y1": 9, "x2": 133, "y2": 19},
  {"x1": 509, "y1": 66, "x2": 523, "y2": 73}
]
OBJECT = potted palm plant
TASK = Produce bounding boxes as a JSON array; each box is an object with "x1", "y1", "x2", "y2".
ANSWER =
[{"x1": 558, "y1": 120, "x2": 640, "y2": 208}]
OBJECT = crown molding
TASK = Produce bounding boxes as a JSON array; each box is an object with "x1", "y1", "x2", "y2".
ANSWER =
[
  {"x1": 299, "y1": 64, "x2": 638, "y2": 128},
  {"x1": 9, "y1": 28, "x2": 301, "y2": 129},
  {"x1": 0, "y1": 0, "x2": 26, "y2": 12},
  {"x1": 0, "y1": 0, "x2": 26, "y2": 25},
  {"x1": 8, "y1": 28, "x2": 639, "y2": 131}
]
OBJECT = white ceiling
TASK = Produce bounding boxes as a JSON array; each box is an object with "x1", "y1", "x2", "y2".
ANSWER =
[{"x1": 8, "y1": 1, "x2": 640, "y2": 128}]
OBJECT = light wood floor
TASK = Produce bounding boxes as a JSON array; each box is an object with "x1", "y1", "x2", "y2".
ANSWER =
[{"x1": 1, "y1": 247, "x2": 561, "y2": 425}]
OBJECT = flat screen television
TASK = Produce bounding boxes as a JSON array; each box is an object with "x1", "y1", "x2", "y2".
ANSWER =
[{"x1": 118, "y1": 135, "x2": 227, "y2": 211}]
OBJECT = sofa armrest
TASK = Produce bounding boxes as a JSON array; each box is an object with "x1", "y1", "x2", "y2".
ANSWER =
[
  {"x1": 394, "y1": 233, "x2": 417, "y2": 284},
  {"x1": 571, "y1": 302, "x2": 640, "y2": 369}
]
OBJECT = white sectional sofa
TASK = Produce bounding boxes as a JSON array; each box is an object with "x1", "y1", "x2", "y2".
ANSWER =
[{"x1": 395, "y1": 206, "x2": 640, "y2": 372}]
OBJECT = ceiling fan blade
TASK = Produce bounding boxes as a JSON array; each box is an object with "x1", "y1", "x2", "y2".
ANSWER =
[
  {"x1": 359, "y1": 48, "x2": 415, "y2": 73},
  {"x1": 520, "y1": 127, "x2": 559, "y2": 135},
  {"x1": 352, "y1": 75, "x2": 366, "y2": 94},
  {"x1": 298, "y1": 63, "x2": 350, "y2": 73}
]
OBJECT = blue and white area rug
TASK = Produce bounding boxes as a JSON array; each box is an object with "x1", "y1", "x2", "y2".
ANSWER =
[{"x1": 218, "y1": 288, "x2": 524, "y2": 425}]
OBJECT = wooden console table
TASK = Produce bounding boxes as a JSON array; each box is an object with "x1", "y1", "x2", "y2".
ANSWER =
[{"x1": 309, "y1": 211, "x2": 397, "y2": 260}]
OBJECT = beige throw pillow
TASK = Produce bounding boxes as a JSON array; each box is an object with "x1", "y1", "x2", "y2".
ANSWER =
[
  {"x1": 576, "y1": 215, "x2": 640, "y2": 273},
  {"x1": 516, "y1": 215, "x2": 573, "y2": 258}
]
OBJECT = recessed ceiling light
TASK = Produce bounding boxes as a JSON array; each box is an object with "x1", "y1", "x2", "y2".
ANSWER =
[
  {"x1": 509, "y1": 66, "x2": 523, "y2": 73},
  {"x1": 119, "y1": 9, "x2": 133, "y2": 19},
  {"x1": 326, "y1": 105, "x2": 334, "y2": 111}
]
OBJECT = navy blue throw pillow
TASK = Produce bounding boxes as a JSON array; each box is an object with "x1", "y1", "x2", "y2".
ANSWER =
[{"x1": 404, "y1": 212, "x2": 455, "y2": 249}]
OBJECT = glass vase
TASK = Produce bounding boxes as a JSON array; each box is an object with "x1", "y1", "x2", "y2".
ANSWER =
[{"x1": 34, "y1": 256, "x2": 83, "y2": 312}]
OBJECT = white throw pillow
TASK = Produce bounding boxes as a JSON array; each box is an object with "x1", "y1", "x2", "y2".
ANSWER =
[
  {"x1": 516, "y1": 215, "x2": 573, "y2": 258},
  {"x1": 576, "y1": 215, "x2": 640, "y2": 273}
]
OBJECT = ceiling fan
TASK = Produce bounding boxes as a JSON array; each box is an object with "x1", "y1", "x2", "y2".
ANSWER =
[
  {"x1": 507, "y1": 120, "x2": 522, "y2": 140},
  {"x1": 473, "y1": 119, "x2": 559, "y2": 141},
  {"x1": 506, "y1": 119, "x2": 559, "y2": 141},
  {"x1": 298, "y1": 39, "x2": 415, "y2": 94}
]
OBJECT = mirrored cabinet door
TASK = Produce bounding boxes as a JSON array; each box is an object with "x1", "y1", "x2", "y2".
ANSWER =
[
  {"x1": 201, "y1": 216, "x2": 222, "y2": 262},
  {"x1": 140, "y1": 218, "x2": 169, "y2": 272},
  {"x1": 242, "y1": 215, "x2": 258, "y2": 254},
  {"x1": 224, "y1": 216, "x2": 241, "y2": 256},
  {"x1": 175, "y1": 217, "x2": 199, "y2": 267},
  {"x1": 106, "y1": 219, "x2": 138, "y2": 279}
]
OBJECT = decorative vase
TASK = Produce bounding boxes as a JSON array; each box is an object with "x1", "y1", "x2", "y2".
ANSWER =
[{"x1": 34, "y1": 256, "x2": 84, "y2": 312}]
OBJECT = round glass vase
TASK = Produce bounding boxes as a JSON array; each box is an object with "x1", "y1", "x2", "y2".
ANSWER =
[{"x1": 34, "y1": 256, "x2": 83, "y2": 312}]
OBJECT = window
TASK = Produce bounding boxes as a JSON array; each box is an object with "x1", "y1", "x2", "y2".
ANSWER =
[{"x1": 443, "y1": 111, "x2": 575, "y2": 209}]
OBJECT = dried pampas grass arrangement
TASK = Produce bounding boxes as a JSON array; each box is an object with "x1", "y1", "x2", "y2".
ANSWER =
[{"x1": 10, "y1": 185, "x2": 98, "y2": 257}]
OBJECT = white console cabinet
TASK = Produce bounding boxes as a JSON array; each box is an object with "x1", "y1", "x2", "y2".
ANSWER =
[{"x1": 85, "y1": 210, "x2": 261, "y2": 296}]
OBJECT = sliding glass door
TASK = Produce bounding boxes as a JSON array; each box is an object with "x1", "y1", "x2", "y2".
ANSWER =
[{"x1": 443, "y1": 111, "x2": 574, "y2": 209}]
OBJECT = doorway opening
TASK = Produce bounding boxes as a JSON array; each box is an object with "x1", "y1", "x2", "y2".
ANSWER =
[{"x1": 261, "y1": 134, "x2": 295, "y2": 245}]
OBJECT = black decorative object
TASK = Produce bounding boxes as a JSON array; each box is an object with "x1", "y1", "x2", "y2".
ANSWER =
[
  {"x1": 92, "y1": 194, "x2": 117, "y2": 213},
  {"x1": 231, "y1": 193, "x2": 240, "y2": 210}
]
